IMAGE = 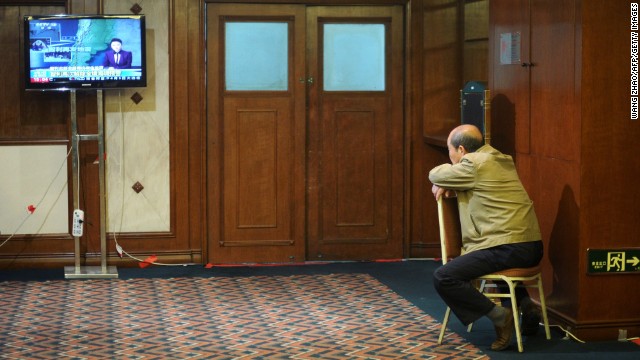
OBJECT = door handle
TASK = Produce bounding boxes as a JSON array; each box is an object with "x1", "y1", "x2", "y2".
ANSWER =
[{"x1": 299, "y1": 77, "x2": 314, "y2": 84}]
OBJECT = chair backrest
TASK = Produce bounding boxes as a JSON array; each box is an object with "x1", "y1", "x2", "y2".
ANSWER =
[{"x1": 437, "y1": 196, "x2": 463, "y2": 264}]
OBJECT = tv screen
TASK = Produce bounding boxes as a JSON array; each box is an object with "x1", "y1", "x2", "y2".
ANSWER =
[{"x1": 23, "y1": 14, "x2": 146, "y2": 91}]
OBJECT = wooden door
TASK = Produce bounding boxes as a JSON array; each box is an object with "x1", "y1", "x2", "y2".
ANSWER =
[
  {"x1": 206, "y1": 4, "x2": 404, "y2": 263},
  {"x1": 306, "y1": 6, "x2": 404, "y2": 260},
  {"x1": 206, "y1": 4, "x2": 306, "y2": 263}
]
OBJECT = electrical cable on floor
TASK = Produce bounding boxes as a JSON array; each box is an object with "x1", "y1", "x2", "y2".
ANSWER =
[
  {"x1": 548, "y1": 324, "x2": 585, "y2": 343},
  {"x1": 0, "y1": 146, "x2": 73, "y2": 249}
]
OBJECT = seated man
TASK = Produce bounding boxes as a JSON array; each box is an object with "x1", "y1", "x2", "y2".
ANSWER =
[{"x1": 429, "y1": 124, "x2": 542, "y2": 351}]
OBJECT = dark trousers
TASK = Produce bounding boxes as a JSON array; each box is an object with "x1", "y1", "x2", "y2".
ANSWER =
[{"x1": 433, "y1": 241, "x2": 543, "y2": 325}]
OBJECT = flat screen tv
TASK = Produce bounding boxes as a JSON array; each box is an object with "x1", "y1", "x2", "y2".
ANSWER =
[{"x1": 23, "y1": 14, "x2": 146, "y2": 91}]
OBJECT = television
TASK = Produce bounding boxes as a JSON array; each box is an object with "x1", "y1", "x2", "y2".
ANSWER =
[{"x1": 23, "y1": 14, "x2": 146, "y2": 91}]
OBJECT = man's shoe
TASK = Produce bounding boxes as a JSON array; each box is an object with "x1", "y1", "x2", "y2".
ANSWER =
[
  {"x1": 520, "y1": 297, "x2": 541, "y2": 336},
  {"x1": 491, "y1": 308, "x2": 514, "y2": 351}
]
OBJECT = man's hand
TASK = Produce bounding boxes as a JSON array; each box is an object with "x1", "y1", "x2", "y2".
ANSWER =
[{"x1": 431, "y1": 185, "x2": 454, "y2": 200}]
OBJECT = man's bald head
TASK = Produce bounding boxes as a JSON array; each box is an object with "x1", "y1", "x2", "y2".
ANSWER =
[{"x1": 448, "y1": 124, "x2": 484, "y2": 153}]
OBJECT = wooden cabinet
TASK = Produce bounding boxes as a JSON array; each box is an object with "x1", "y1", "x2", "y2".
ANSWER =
[
  {"x1": 491, "y1": 0, "x2": 578, "y2": 160},
  {"x1": 492, "y1": 0, "x2": 577, "y2": 161},
  {"x1": 490, "y1": 0, "x2": 640, "y2": 341}
]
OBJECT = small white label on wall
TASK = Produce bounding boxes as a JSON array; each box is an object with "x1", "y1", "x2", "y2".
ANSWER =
[{"x1": 500, "y1": 32, "x2": 521, "y2": 65}]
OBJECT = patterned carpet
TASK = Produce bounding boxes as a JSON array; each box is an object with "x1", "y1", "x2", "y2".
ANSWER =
[{"x1": 0, "y1": 273, "x2": 487, "y2": 359}]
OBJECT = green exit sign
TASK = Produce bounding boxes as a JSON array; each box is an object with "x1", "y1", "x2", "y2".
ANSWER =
[{"x1": 587, "y1": 249, "x2": 640, "y2": 274}]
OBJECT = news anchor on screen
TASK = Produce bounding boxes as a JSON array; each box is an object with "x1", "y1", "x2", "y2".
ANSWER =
[{"x1": 103, "y1": 38, "x2": 132, "y2": 69}]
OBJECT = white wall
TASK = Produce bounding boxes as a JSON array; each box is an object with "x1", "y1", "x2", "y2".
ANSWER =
[{"x1": 0, "y1": 145, "x2": 69, "y2": 235}]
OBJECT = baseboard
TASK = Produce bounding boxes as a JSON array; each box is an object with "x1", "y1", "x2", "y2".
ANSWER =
[
  {"x1": 546, "y1": 306, "x2": 640, "y2": 342},
  {"x1": 0, "y1": 251, "x2": 202, "y2": 270}
]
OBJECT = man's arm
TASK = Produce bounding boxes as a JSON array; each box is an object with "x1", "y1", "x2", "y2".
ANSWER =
[{"x1": 428, "y1": 159, "x2": 476, "y2": 200}]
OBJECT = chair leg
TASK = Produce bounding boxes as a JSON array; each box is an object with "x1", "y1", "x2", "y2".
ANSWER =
[
  {"x1": 506, "y1": 279, "x2": 524, "y2": 353},
  {"x1": 438, "y1": 307, "x2": 452, "y2": 344},
  {"x1": 537, "y1": 276, "x2": 551, "y2": 340}
]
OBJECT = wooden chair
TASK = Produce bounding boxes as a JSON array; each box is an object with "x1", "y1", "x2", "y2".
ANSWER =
[{"x1": 435, "y1": 196, "x2": 551, "y2": 352}]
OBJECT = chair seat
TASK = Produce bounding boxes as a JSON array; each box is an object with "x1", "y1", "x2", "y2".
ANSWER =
[{"x1": 484, "y1": 264, "x2": 542, "y2": 278}]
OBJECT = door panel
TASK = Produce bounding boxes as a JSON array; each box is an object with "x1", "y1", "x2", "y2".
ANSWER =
[
  {"x1": 306, "y1": 6, "x2": 404, "y2": 260},
  {"x1": 206, "y1": 4, "x2": 306, "y2": 263},
  {"x1": 222, "y1": 97, "x2": 293, "y2": 246},
  {"x1": 321, "y1": 97, "x2": 389, "y2": 242}
]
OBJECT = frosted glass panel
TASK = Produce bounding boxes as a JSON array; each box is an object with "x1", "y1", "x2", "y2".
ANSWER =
[
  {"x1": 323, "y1": 24, "x2": 385, "y2": 91},
  {"x1": 225, "y1": 22, "x2": 288, "y2": 91}
]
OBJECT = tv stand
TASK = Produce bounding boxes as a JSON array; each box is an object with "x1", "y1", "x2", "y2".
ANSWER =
[{"x1": 64, "y1": 89, "x2": 118, "y2": 279}]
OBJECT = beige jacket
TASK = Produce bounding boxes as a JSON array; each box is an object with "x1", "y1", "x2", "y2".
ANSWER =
[{"x1": 429, "y1": 145, "x2": 541, "y2": 254}]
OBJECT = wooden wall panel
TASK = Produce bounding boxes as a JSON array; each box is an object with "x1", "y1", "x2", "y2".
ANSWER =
[
  {"x1": 68, "y1": 0, "x2": 99, "y2": 14},
  {"x1": 530, "y1": 0, "x2": 578, "y2": 161},
  {"x1": 518, "y1": 154, "x2": 581, "y2": 319},
  {"x1": 0, "y1": 4, "x2": 68, "y2": 141},
  {"x1": 0, "y1": 6, "x2": 21, "y2": 138},
  {"x1": 415, "y1": 0, "x2": 463, "y2": 258},
  {"x1": 422, "y1": 0, "x2": 462, "y2": 138},
  {"x1": 463, "y1": 39, "x2": 487, "y2": 84},
  {"x1": 413, "y1": 143, "x2": 450, "y2": 258},
  {"x1": 576, "y1": 0, "x2": 640, "y2": 339},
  {"x1": 407, "y1": 0, "x2": 429, "y2": 258},
  {"x1": 462, "y1": 0, "x2": 488, "y2": 84},
  {"x1": 488, "y1": 0, "x2": 529, "y2": 157}
]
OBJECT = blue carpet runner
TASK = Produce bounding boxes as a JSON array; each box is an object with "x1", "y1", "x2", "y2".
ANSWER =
[{"x1": 0, "y1": 273, "x2": 487, "y2": 359}]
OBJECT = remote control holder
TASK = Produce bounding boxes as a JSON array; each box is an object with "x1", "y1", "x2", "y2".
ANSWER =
[{"x1": 72, "y1": 209, "x2": 84, "y2": 237}]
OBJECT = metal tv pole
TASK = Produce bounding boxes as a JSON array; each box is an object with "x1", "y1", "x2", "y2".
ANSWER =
[{"x1": 65, "y1": 89, "x2": 118, "y2": 279}]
